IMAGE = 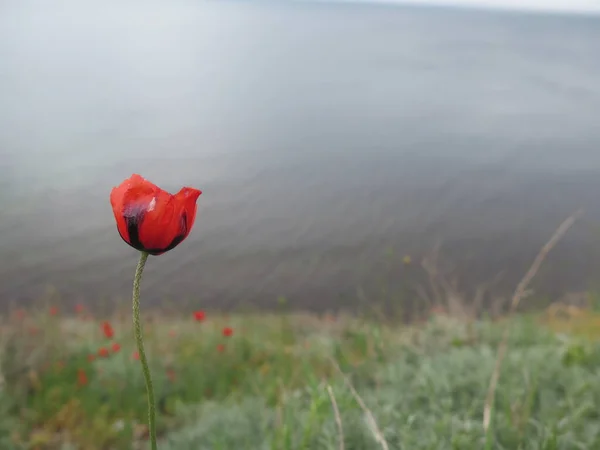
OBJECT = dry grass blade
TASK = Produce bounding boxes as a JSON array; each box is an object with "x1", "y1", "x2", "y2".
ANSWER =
[
  {"x1": 482, "y1": 210, "x2": 583, "y2": 433},
  {"x1": 330, "y1": 358, "x2": 389, "y2": 450},
  {"x1": 326, "y1": 384, "x2": 345, "y2": 450}
]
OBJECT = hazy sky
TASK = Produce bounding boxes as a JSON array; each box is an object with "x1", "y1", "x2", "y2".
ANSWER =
[{"x1": 362, "y1": 0, "x2": 600, "y2": 13}]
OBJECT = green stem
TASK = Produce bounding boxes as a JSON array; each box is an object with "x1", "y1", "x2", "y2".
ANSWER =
[{"x1": 132, "y1": 251, "x2": 157, "y2": 450}]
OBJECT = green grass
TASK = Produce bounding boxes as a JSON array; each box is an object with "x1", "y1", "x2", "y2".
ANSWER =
[{"x1": 1, "y1": 306, "x2": 600, "y2": 449}]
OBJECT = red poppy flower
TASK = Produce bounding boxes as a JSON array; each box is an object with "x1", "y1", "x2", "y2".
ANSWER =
[
  {"x1": 87, "y1": 354, "x2": 96, "y2": 362},
  {"x1": 111, "y1": 342, "x2": 121, "y2": 353},
  {"x1": 110, "y1": 174, "x2": 202, "y2": 255},
  {"x1": 216, "y1": 344, "x2": 225, "y2": 353},
  {"x1": 222, "y1": 327, "x2": 233, "y2": 337},
  {"x1": 98, "y1": 347, "x2": 109, "y2": 358},
  {"x1": 77, "y1": 368, "x2": 88, "y2": 387},
  {"x1": 49, "y1": 306, "x2": 58, "y2": 316},
  {"x1": 74, "y1": 304, "x2": 84, "y2": 314},
  {"x1": 102, "y1": 321, "x2": 114, "y2": 339},
  {"x1": 193, "y1": 310, "x2": 205, "y2": 322},
  {"x1": 132, "y1": 351, "x2": 140, "y2": 360}
]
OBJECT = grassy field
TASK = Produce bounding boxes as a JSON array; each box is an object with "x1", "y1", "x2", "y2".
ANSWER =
[{"x1": 1, "y1": 304, "x2": 600, "y2": 450}]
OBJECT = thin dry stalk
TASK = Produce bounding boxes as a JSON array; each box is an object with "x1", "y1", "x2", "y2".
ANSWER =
[
  {"x1": 326, "y1": 384, "x2": 345, "y2": 450},
  {"x1": 482, "y1": 210, "x2": 583, "y2": 433},
  {"x1": 330, "y1": 358, "x2": 389, "y2": 450},
  {"x1": 422, "y1": 246, "x2": 505, "y2": 320},
  {"x1": 421, "y1": 241, "x2": 445, "y2": 306}
]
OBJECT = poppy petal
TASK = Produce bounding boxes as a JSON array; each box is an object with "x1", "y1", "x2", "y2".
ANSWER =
[{"x1": 176, "y1": 187, "x2": 201, "y2": 240}]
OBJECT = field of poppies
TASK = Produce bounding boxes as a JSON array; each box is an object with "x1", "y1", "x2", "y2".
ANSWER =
[{"x1": 0, "y1": 302, "x2": 599, "y2": 450}]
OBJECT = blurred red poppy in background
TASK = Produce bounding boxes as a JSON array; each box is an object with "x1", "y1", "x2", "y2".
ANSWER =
[
  {"x1": 87, "y1": 354, "x2": 96, "y2": 362},
  {"x1": 98, "y1": 347, "x2": 109, "y2": 358},
  {"x1": 193, "y1": 310, "x2": 205, "y2": 322},
  {"x1": 222, "y1": 327, "x2": 233, "y2": 337},
  {"x1": 132, "y1": 351, "x2": 140, "y2": 360},
  {"x1": 77, "y1": 369, "x2": 88, "y2": 387},
  {"x1": 111, "y1": 343, "x2": 121, "y2": 353},
  {"x1": 216, "y1": 344, "x2": 225, "y2": 353},
  {"x1": 49, "y1": 307, "x2": 58, "y2": 316},
  {"x1": 102, "y1": 321, "x2": 114, "y2": 339},
  {"x1": 110, "y1": 174, "x2": 202, "y2": 255},
  {"x1": 74, "y1": 304, "x2": 85, "y2": 314}
]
